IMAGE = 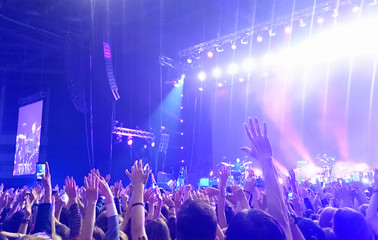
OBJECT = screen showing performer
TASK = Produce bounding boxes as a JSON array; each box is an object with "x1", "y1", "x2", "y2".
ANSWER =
[{"x1": 13, "y1": 100, "x2": 43, "y2": 176}]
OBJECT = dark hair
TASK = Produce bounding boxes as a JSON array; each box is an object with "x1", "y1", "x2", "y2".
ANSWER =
[
  {"x1": 95, "y1": 211, "x2": 108, "y2": 233},
  {"x1": 2, "y1": 210, "x2": 25, "y2": 233},
  {"x1": 55, "y1": 223, "x2": 70, "y2": 240},
  {"x1": 225, "y1": 208, "x2": 286, "y2": 240},
  {"x1": 177, "y1": 199, "x2": 217, "y2": 240},
  {"x1": 146, "y1": 218, "x2": 171, "y2": 240},
  {"x1": 318, "y1": 207, "x2": 337, "y2": 228},
  {"x1": 333, "y1": 207, "x2": 371, "y2": 240},
  {"x1": 295, "y1": 217, "x2": 325, "y2": 240}
]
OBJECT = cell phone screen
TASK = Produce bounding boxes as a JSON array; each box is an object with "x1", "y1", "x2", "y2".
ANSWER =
[{"x1": 36, "y1": 163, "x2": 46, "y2": 181}]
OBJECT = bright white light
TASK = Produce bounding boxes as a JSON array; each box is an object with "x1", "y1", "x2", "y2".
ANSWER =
[
  {"x1": 198, "y1": 71, "x2": 206, "y2": 81},
  {"x1": 317, "y1": 17, "x2": 325, "y2": 24},
  {"x1": 262, "y1": 53, "x2": 275, "y2": 66},
  {"x1": 207, "y1": 51, "x2": 214, "y2": 58},
  {"x1": 278, "y1": 178, "x2": 284, "y2": 184},
  {"x1": 187, "y1": 58, "x2": 192, "y2": 64},
  {"x1": 231, "y1": 43, "x2": 237, "y2": 50},
  {"x1": 198, "y1": 87, "x2": 204, "y2": 91},
  {"x1": 284, "y1": 25, "x2": 292, "y2": 34},
  {"x1": 227, "y1": 63, "x2": 239, "y2": 75},
  {"x1": 217, "y1": 82, "x2": 223, "y2": 87},
  {"x1": 352, "y1": 6, "x2": 360, "y2": 13},
  {"x1": 362, "y1": 178, "x2": 370, "y2": 184},
  {"x1": 269, "y1": 30, "x2": 276, "y2": 37},
  {"x1": 238, "y1": 77, "x2": 244, "y2": 82},
  {"x1": 299, "y1": 19, "x2": 306, "y2": 27},
  {"x1": 212, "y1": 67, "x2": 222, "y2": 78},
  {"x1": 256, "y1": 35, "x2": 263, "y2": 42},
  {"x1": 243, "y1": 58, "x2": 255, "y2": 72}
]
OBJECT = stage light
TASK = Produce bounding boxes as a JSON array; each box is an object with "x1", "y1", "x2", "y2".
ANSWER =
[
  {"x1": 180, "y1": 106, "x2": 183, "y2": 110},
  {"x1": 240, "y1": 36, "x2": 249, "y2": 45},
  {"x1": 262, "y1": 53, "x2": 275, "y2": 66},
  {"x1": 151, "y1": 141, "x2": 155, "y2": 147},
  {"x1": 369, "y1": 0, "x2": 377, "y2": 6},
  {"x1": 362, "y1": 177, "x2": 369, "y2": 184},
  {"x1": 127, "y1": 137, "x2": 133, "y2": 146},
  {"x1": 216, "y1": 45, "x2": 224, "y2": 53},
  {"x1": 238, "y1": 77, "x2": 245, "y2": 82},
  {"x1": 242, "y1": 58, "x2": 255, "y2": 72},
  {"x1": 284, "y1": 25, "x2": 292, "y2": 34},
  {"x1": 180, "y1": 119, "x2": 184, "y2": 123},
  {"x1": 317, "y1": 16, "x2": 325, "y2": 24},
  {"x1": 187, "y1": 58, "x2": 192, "y2": 64},
  {"x1": 180, "y1": 94, "x2": 184, "y2": 98},
  {"x1": 269, "y1": 29, "x2": 276, "y2": 37},
  {"x1": 217, "y1": 82, "x2": 223, "y2": 87},
  {"x1": 198, "y1": 71, "x2": 206, "y2": 81},
  {"x1": 352, "y1": 5, "x2": 360, "y2": 13},
  {"x1": 210, "y1": 170, "x2": 214, "y2": 176},
  {"x1": 207, "y1": 51, "x2": 214, "y2": 58},
  {"x1": 174, "y1": 81, "x2": 180, "y2": 88},
  {"x1": 256, "y1": 35, "x2": 263, "y2": 42},
  {"x1": 180, "y1": 132, "x2": 184, "y2": 135},
  {"x1": 299, "y1": 19, "x2": 306, "y2": 27},
  {"x1": 212, "y1": 67, "x2": 222, "y2": 78},
  {"x1": 231, "y1": 42, "x2": 237, "y2": 50},
  {"x1": 198, "y1": 87, "x2": 204, "y2": 91},
  {"x1": 180, "y1": 146, "x2": 184, "y2": 150},
  {"x1": 227, "y1": 63, "x2": 239, "y2": 75},
  {"x1": 193, "y1": 51, "x2": 201, "y2": 60},
  {"x1": 181, "y1": 160, "x2": 185, "y2": 163},
  {"x1": 144, "y1": 144, "x2": 147, "y2": 149}
]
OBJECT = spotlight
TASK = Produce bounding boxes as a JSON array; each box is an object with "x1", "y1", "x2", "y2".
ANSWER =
[
  {"x1": 217, "y1": 82, "x2": 223, "y2": 87},
  {"x1": 210, "y1": 171, "x2": 214, "y2": 177},
  {"x1": 256, "y1": 35, "x2": 263, "y2": 42},
  {"x1": 180, "y1": 106, "x2": 183, "y2": 110},
  {"x1": 127, "y1": 136, "x2": 133, "y2": 146},
  {"x1": 238, "y1": 77, "x2": 245, "y2": 82},
  {"x1": 151, "y1": 141, "x2": 155, "y2": 147},
  {"x1": 231, "y1": 42, "x2": 237, "y2": 50},
  {"x1": 216, "y1": 45, "x2": 224, "y2": 53},
  {"x1": 227, "y1": 63, "x2": 239, "y2": 75},
  {"x1": 198, "y1": 87, "x2": 204, "y2": 91},
  {"x1": 193, "y1": 51, "x2": 201, "y2": 60},
  {"x1": 180, "y1": 119, "x2": 184, "y2": 123},
  {"x1": 212, "y1": 67, "x2": 222, "y2": 78},
  {"x1": 180, "y1": 146, "x2": 184, "y2": 150},
  {"x1": 352, "y1": 5, "x2": 360, "y2": 13},
  {"x1": 299, "y1": 19, "x2": 306, "y2": 27},
  {"x1": 187, "y1": 58, "x2": 192, "y2": 64},
  {"x1": 198, "y1": 71, "x2": 206, "y2": 81},
  {"x1": 242, "y1": 58, "x2": 255, "y2": 72},
  {"x1": 180, "y1": 132, "x2": 184, "y2": 135},
  {"x1": 144, "y1": 144, "x2": 147, "y2": 149},
  {"x1": 284, "y1": 25, "x2": 292, "y2": 34},
  {"x1": 240, "y1": 36, "x2": 249, "y2": 45},
  {"x1": 207, "y1": 51, "x2": 214, "y2": 58},
  {"x1": 369, "y1": 0, "x2": 377, "y2": 6},
  {"x1": 180, "y1": 94, "x2": 183, "y2": 98},
  {"x1": 174, "y1": 81, "x2": 180, "y2": 88},
  {"x1": 317, "y1": 16, "x2": 325, "y2": 24},
  {"x1": 269, "y1": 29, "x2": 276, "y2": 37},
  {"x1": 181, "y1": 160, "x2": 185, "y2": 163}
]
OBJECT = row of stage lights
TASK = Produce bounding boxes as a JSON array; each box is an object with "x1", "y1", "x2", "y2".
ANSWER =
[{"x1": 185, "y1": 2, "x2": 376, "y2": 64}]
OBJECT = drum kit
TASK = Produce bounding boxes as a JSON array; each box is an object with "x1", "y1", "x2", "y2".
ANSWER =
[{"x1": 217, "y1": 158, "x2": 253, "y2": 185}]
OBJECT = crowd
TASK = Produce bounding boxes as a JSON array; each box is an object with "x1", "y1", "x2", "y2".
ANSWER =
[{"x1": 0, "y1": 117, "x2": 378, "y2": 240}]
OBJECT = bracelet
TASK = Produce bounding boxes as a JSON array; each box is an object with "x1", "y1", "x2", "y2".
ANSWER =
[
  {"x1": 131, "y1": 202, "x2": 144, "y2": 209},
  {"x1": 169, "y1": 205, "x2": 175, "y2": 210}
]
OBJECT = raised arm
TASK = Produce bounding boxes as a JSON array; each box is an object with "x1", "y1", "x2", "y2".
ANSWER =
[
  {"x1": 217, "y1": 165, "x2": 229, "y2": 229},
  {"x1": 241, "y1": 117, "x2": 292, "y2": 239},
  {"x1": 80, "y1": 173, "x2": 99, "y2": 240},
  {"x1": 366, "y1": 169, "x2": 378, "y2": 234},
  {"x1": 125, "y1": 160, "x2": 149, "y2": 240}
]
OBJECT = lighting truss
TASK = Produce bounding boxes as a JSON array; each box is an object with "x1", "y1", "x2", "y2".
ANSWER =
[
  {"x1": 113, "y1": 127, "x2": 155, "y2": 140},
  {"x1": 178, "y1": 0, "x2": 362, "y2": 58}
]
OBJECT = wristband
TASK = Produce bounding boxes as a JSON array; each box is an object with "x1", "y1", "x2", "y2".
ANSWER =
[
  {"x1": 131, "y1": 202, "x2": 144, "y2": 209},
  {"x1": 106, "y1": 202, "x2": 118, "y2": 217},
  {"x1": 221, "y1": 187, "x2": 227, "y2": 197}
]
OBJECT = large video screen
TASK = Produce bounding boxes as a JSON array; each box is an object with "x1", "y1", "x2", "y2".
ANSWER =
[{"x1": 13, "y1": 100, "x2": 43, "y2": 176}]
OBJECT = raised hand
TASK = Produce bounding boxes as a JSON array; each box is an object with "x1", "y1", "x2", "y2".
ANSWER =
[
  {"x1": 0, "y1": 190, "x2": 9, "y2": 210},
  {"x1": 125, "y1": 160, "x2": 149, "y2": 186},
  {"x1": 65, "y1": 177, "x2": 78, "y2": 200},
  {"x1": 24, "y1": 195, "x2": 32, "y2": 219},
  {"x1": 219, "y1": 165, "x2": 229, "y2": 187},
  {"x1": 241, "y1": 117, "x2": 272, "y2": 161},
  {"x1": 84, "y1": 174, "x2": 99, "y2": 204},
  {"x1": 114, "y1": 180, "x2": 122, "y2": 198},
  {"x1": 42, "y1": 162, "x2": 52, "y2": 203},
  {"x1": 374, "y1": 169, "x2": 378, "y2": 189}
]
